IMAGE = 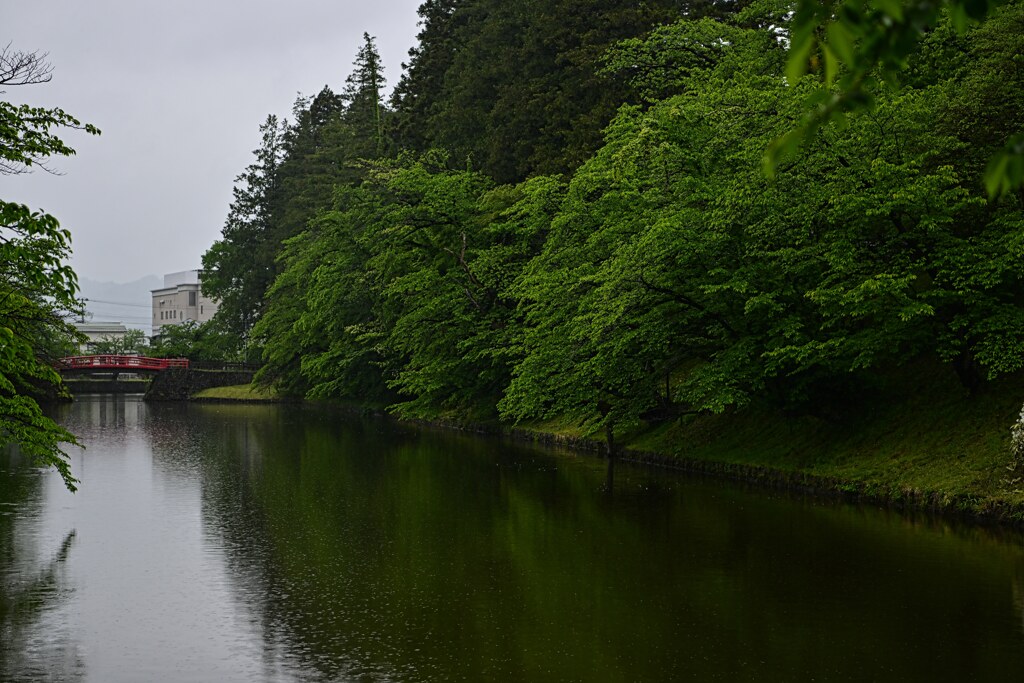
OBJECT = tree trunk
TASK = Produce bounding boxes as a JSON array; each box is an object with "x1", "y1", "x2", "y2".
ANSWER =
[{"x1": 952, "y1": 350, "x2": 982, "y2": 393}]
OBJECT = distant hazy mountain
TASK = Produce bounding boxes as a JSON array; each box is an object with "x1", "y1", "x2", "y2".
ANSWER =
[{"x1": 78, "y1": 275, "x2": 160, "y2": 334}]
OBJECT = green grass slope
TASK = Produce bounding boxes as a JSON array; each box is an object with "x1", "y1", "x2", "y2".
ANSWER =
[{"x1": 618, "y1": 365, "x2": 1024, "y2": 518}]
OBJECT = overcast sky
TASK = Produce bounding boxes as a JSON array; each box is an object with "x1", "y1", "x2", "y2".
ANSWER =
[{"x1": 4, "y1": 0, "x2": 423, "y2": 283}]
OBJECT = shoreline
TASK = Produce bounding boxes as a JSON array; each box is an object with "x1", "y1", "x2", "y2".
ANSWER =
[{"x1": 186, "y1": 382, "x2": 1024, "y2": 528}]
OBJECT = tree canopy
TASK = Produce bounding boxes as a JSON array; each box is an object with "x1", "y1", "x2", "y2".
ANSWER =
[
  {"x1": 204, "y1": 2, "x2": 1024, "y2": 449},
  {"x1": 1, "y1": 46, "x2": 97, "y2": 490}
]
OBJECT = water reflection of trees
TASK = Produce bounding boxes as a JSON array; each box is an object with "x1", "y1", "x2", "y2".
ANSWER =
[
  {"x1": 0, "y1": 452, "x2": 83, "y2": 680},
  {"x1": 194, "y1": 408, "x2": 411, "y2": 681},
  {"x1": 164, "y1": 404, "x2": 1024, "y2": 681}
]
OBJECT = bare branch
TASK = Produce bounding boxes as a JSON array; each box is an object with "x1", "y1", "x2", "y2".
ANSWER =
[{"x1": 0, "y1": 43, "x2": 54, "y2": 88}]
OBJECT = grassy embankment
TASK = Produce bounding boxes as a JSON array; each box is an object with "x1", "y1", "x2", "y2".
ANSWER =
[
  {"x1": 192, "y1": 363, "x2": 1024, "y2": 521},
  {"x1": 191, "y1": 384, "x2": 280, "y2": 402},
  {"x1": 524, "y1": 364, "x2": 1024, "y2": 521}
]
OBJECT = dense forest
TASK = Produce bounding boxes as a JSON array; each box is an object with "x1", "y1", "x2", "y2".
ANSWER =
[{"x1": 196, "y1": 0, "x2": 1024, "y2": 444}]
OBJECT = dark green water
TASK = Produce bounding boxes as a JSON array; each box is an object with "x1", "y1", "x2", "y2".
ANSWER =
[{"x1": 2, "y1": 395, "x2": 1024, "y2": 681}]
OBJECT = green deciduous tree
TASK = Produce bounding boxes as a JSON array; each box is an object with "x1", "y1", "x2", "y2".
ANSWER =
[
  {"x1": 361, "y1": 156, "x2": 531, "y2": 418},
  {"x1": 254, "y1": 184, "x2": 389, "y2": 399},
  {"x1": 504, "y1": 9, "x2": 1024, "y2": 438},
  {"x1": 90, "y1": 328, "x2": 147, "y2": 355},
  {"x1": 254, "y1": 153, "x2": 561, "y2": 415},
  {"x1": 149, "y1": 319, "x2": 238, "y2": 363},
  {"x1": 1, "y1": 46, "x2": 97, "y2": 490}
]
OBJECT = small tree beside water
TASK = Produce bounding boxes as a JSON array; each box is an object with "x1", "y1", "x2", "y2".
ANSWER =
[{"x1": 1006, "y1": 407, "x2": 1024, "y2": 493}]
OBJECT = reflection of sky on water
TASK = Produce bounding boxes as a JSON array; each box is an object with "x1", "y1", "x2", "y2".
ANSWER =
[
  {"x1": 2, "y1": 395, "x2": 1024, "y2": 681},
  {"x1": 2, "y1": 397, "x2": 282, "y2": 682},
  {"x1": 0, "y1": 524, "x2": 84, "y2": 681},
  {"x1": 0, "y1": 443, "x2": 84, "y2": 682}
]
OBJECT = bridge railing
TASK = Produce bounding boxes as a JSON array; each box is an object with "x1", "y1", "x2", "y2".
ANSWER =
[
  {"x1": 57, "y1": 355, "x2": 190, "y2": 371},
  {"x1": 187, "y1": 360, "x2": 262, "y2": 372}
]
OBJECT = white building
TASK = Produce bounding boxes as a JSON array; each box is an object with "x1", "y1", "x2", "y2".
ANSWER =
[
  {"x1": 74, "y1": 321, "x2": 128, "y2": 354},
  {"x1": 151, "y1": 270, "x2": 219, "y2": 337}
]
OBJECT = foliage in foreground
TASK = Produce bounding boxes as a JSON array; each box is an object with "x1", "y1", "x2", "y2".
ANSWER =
[
  {"x1": 1, "y1": 46, "x2": 96, "y2": 489},
  {"x1": 776, "y1": 0, "x2": 1024, "y2": 197},
  {"x1": 0, "y1": 204, "x2": 81, "y2": 490}
]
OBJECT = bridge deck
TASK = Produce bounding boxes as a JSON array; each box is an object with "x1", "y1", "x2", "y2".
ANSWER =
[{"x1": 58, "y1": 355, "x2": 190, "y2": 372}]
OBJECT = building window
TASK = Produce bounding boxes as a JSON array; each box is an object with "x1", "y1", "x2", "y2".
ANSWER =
[
  {"x1": 200, "y1": 305, "x2": 203, "y2": 315},
  {"x1": 189, "y1": 291, "x2": 197, "y2": 307}
]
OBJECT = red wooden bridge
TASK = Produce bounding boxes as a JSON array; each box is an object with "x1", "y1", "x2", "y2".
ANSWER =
[{"x1": 57, "y1": 355, "x2": 190, "y2": 374}]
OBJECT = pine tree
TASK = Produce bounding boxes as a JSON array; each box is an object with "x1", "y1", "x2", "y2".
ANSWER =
[
  {"x1": 342, "y1": 33, "x2": 387, "y2": 158},
  {"x1": 274, "y1": 87, "x2": 349, "y2": 245},
  {"x1": 389, "y1": 0, "x2": 464, "y2": 153},
  {"x1": 389, "y1": 0, "x2": 746, "y2": 183},
  {"x1": 201, "y1": 114, "x2": 285, "y2": 350}
]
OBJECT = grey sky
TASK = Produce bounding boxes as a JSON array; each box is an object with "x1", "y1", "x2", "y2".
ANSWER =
[{"x1": 4, "y1": 0, "x2": 423, "y2": 283}]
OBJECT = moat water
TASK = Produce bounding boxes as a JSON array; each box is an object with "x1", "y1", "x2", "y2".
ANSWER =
[{"x1": 2, "y1": 395, "x2": 1023, "y2": 681}]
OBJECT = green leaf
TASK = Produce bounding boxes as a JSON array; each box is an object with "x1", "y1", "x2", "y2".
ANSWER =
[
  {"x1": 871, "y1": 0, "x2": 904, "y2": 21},
  {"x1": 826, "y1": 20, "x2": 857, "y2": 67},
  {"x1": 764, "y1": 128, "x2": 804, "y2": 178},
  {"x1": 786, "y1": 33, "x2": 815, "y2": 85},
  {"x1": 823, "y1": 45, "x2": 840, "y2": 86},
  {"x1": 950, "y1": 3, "x2": 972, "y2": 31},
  {"x1": 985, "y1": 153, "x2": 1010, "y2": 197}
]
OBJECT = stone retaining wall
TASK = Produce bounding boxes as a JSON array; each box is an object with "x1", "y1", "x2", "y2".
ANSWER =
[
  {"x1": 64, "y1": 379, "x2": 151, "y2": 394},
  {"x1": 144, "y1": 368, "x2": 256, "y2": 401}
]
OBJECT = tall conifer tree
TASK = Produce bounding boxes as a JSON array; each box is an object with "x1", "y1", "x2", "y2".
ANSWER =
[
  {"x1": 202, "y1": 114, "x2": 285, "y2": 349},
  {"x1": 342, "y1": 33, "x2": 388, "y2": 158}
]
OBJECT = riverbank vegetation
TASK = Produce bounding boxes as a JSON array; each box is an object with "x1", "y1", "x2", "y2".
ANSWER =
[{"x1": 198, "y1": 2, "x2": 1024, "y2": 507}]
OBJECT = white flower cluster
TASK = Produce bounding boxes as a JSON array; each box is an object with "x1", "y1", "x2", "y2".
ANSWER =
[
  {"x1": 1012, "y1": 407, "x2": 1024, "y2": 464},
  {"x1": 1004, "y1": 407, "x2": 1024, "y2": 493}
]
